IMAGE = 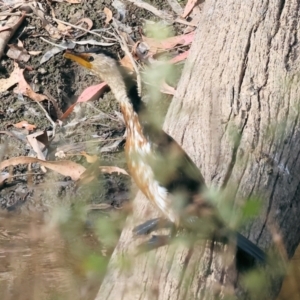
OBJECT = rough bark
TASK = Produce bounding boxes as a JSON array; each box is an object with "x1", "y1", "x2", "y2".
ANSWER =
[{"x1": 96, "y1": 0, "x2": 300, "y2": 299}]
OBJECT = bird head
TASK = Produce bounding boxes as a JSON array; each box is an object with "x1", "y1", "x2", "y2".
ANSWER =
[{"x1": 64, "y1": 50, "x2": 120, "y2": 80}]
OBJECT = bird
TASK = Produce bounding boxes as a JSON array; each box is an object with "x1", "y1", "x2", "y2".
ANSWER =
[{"x1": 64, "y1": 49, "x2": 265, "y2": 263}]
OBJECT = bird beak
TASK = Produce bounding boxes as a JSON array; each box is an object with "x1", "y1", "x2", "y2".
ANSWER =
[{"x1": 64, "y1": 50, "x2": 92, "y2": 69}]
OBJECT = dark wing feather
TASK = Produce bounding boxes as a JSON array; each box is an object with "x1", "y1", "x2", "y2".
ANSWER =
[
  {"x1": 236, "y1": 232, "x2": 265, "y2": 262},
  {"x1": 144, "y1": 125, "x2": 206, "y2": 196}
]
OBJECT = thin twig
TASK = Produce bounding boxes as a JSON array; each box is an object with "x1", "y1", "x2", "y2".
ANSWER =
[
  {"x1": 174, "y1": 17, "x2": 198, "y2": 27},
  {"x1": 112, "y1": 20, "x2": 142, "y2": 96},
  {"x1": 52, "y1": 17, "x2": 116, "y2": 41},
  {"x1": 34, "y1": 101, "x2": 56, "y2": 137},
  {"x1": 62, "y1": 137, "x2": 124, "y2": 145},
  {"x1": 44, "y1": 90, "x2": 63, "y2": 119},
  {"x1": 39, "y1": 36, "x2": 67, "y2": 48},
  {"x1": 92, "y1": 29, "x2": 117, "y2": 38},
  {"x1": 0, "y1": 12, "x2": 33, "y2": 16}
]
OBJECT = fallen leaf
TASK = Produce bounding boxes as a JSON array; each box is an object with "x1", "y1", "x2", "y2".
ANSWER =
[
  {"x1": 7, "y1": 43, "x2": 31, "y2": 62},
  {"x1": 14, "y1": 67, "x2": 48, "y2": 102},
  {"x1": 77, "y1": 18, "x2": 93, "y2": 30},
  {"x1": 78, "y1": 82, "x2": 108, "y2": 102},
  {"x1": 40, "y1": 40, "x2": 75, "y2": 64},
  {"x1": 28, "y1": 50, "x2": 42, "y2": 56},
  {"x1": 81, "y1": 151, "x2": 99, "y2": 163},
  {"x1": 27, "y1": 130, "x2": 49, "y2": 157},
  {"x1": 40, "y1": 46, "x2": 64, "y2": 64},
  {"x1": 104, "y1": 7, "x2": 113, "y2": 24},
  {"x1": 99, "y1": 166, "x2": 129, "y2": 176},
  {"x1": 75, "y1": 18, "x2": 93, "y2": 38},
  {"x1": 182, "y1": 0, "x2": 198, "y2": 18},
  {"x1": 27, "y1": 131, "x2": 49, "y2": 172},
  {"x1": 0, "y1": 172, "x2": 10, "y2": 187},
  {"x1": 60, "y1": 83, "x2": 108, "y2": 120},
  {"x1": 0, "y1": 62, "x2": 20, "y2": 92},
  {"x1": 56, "y1": 21, "x2": 71, "y2": 32},
  {"x1": 0, "y1": 26, "x2": 11, "y2": 33},
  {"x1": 143, "y1": 31, "x2": 195, "y2": 55},
  {"x1": 42, "y1": 18, "x2": 60, "y2": 39},
  {"x1": 30, "y1": 4, "x2": 62, "y2": 39},
  {"x1": 0, "y1": 157, "x2": 86, "y2": 181},
  {"x1": 59, "y1": 103, "x2": 77, "y2": 120},
  {"x1": 14, "y1": 120, "x2": 36, "y2": 131},
  {"x1": 17, "y1": 40, "x2": 24, "y2": 47}
]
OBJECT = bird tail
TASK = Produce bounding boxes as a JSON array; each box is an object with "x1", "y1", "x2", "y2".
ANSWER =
[{"x1": 236, "y1": 232, "x2": 265, "y2": 263}]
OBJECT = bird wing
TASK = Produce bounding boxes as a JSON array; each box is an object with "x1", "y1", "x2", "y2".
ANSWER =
[{"x1": 143, "y1": 124, "x2": 206, "y2": 196}]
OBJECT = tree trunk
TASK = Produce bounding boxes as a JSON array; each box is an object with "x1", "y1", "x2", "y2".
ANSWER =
[{"x1": 96, "y1": 0, "x2": 300, "y2": 299}]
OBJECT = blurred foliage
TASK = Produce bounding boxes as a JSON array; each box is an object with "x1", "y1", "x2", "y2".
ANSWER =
[
  {"x1": 241, "y1": 198, "x2": 262, "y2": 220},
  {"x1": 144, "y1": 21, "x2": 175, "y2": 39},
  {"x1": 94, "y1": 215, "x2": 121, "y2": 248},
  {"x1": 241, "y1": 269, "x2": 270, "y2": 298}
]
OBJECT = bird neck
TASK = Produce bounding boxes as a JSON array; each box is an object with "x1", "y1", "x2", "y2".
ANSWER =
[{"x1": 110, "y1": 86, "x2": 145, "y2": 138}]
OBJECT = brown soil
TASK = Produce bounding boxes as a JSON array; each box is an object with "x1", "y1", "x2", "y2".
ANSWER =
[{"x1": 0, "y1": 1, "x2": 184, "y2": 299}]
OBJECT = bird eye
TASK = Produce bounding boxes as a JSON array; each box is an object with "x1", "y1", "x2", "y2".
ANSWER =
[{"x1": 88, "y1": 56, "x2": 94, "y2": 62}]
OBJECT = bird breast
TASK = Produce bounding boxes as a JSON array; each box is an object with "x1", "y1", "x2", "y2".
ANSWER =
[
  {"x1": 126, "y1": 138, "x2": 179, "y2": 226},
  {"x1": 122, "y1": 114, "x2": 178, "y2": 225}
]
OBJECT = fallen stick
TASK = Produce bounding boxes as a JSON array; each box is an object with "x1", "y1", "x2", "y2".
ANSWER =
[
  {"x1": 0, "y1": 11, "x2": 26, "y2": 60},
  {"x1": 126, "y1": 0, "x2": 173, "y2": 20}
]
